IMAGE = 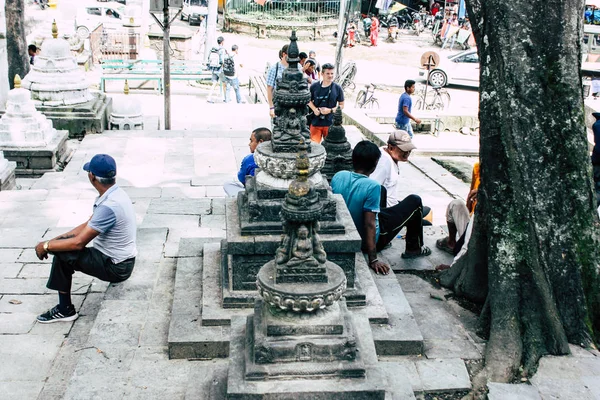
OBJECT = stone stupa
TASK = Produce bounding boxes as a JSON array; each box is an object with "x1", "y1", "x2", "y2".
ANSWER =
[
  {"x1": 321, "y1": 105, "x2": 353, "y2": 182},
  {"x1": 21, "y1": 21, "x2": 111, "y2": 138},
  {"x1": 0, "y1": 75, "x2": 70, "y2": 174},
  {"x1": 226, "y1": 149, "x2": 388, "y2": 398},
  {"x1": 109, "y1": 80, "x2": 144, "y2": 130}
]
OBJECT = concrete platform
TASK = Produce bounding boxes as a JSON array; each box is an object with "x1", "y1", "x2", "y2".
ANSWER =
[
  {"x1": 1, "y1": 130, "x2": 71, "y2": 176},
  {"x1": 168, "y1": 240, "x2": 425, "y2": 359}
]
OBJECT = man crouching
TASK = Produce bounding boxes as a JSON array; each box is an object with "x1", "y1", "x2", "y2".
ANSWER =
[{"x1": 35, "y1": 154, "x2": 137, "y2": 323}]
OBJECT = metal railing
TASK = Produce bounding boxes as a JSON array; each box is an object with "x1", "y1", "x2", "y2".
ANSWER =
[
  {"x1": 90, "y1": 25, "x2": 141, "y2": 63},
  {"x1": 226, "y1": 0, "x2": 341, "y2": 22}
]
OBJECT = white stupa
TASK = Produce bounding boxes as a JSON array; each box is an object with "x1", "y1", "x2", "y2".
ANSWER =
[
  {"x1": 0, "y1": 75, "x2": 58, "y2": 147},
  {"x1": 0, "y1": 75, "x2": 70, "y2": 174},
  {"x1": 110, "y1": 80, "x2": 144, "y2": 130},
  {"x1": 21, "y1": 21, "x2": 93, "y2": 107},
  {"x1": 19, "y1": 21, "x2": 112, "y2": 137}
]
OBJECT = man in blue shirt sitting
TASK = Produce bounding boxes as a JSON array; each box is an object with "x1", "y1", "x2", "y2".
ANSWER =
[
  {"x1": 331, "y1": 141, "x2": 430, "y2": 275},
  {"x1": 34, "y1": 154, "x2": 137, "y2": 323},
  {"x1": 395, "y1": 79, "x2": 421, "y2": 138},
  {"x1": 223, "y1": 127, "x2": 272, "y2": 197}
]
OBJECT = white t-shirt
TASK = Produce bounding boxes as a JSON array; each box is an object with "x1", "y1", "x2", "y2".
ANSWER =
[{"x1": 369, "y1": 147, "x2": 399, "y2": 208}]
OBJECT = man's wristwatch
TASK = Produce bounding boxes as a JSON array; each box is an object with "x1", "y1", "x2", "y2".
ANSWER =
[{"x1": 43, "y1": 241, "x2": 50, "y2": 252}]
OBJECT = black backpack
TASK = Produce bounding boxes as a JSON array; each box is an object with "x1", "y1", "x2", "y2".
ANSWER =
[{"x1": 223, "y1": 53, "x2": 235, "y2": 77}]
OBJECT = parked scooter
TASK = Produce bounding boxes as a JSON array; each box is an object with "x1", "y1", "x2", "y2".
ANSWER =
[
  {"x1": 386, "y1": 16, "x2": 399, "y2": 42},
  {"x1": 34, "y1": 0, "x2": 48, "y2": 9}
]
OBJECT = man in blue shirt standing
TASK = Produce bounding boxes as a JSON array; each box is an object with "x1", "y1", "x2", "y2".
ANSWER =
[
  {"x1": 34, "y1": 154, "x2": 137, "y2": 323},
  {"x1": 395, "y1": 80, "x2": 421, "y2": 138},
  {"x1": 223, "y1": 127, "x2": 272, "y2": 196},
  {"x1": 331, "y1": 141, "x2": 430, "y2": 275}
]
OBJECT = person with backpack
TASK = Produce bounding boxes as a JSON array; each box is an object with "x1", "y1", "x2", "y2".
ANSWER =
[
  {"x1": 223, "y1": 44, "x2": 244, "y2": 103},
  {"x1": 307, "y1": 63, "x2": 345, "y2": 143},
  {"x1": 207, "y1": 36, "x2": 226, "y2": 103}
]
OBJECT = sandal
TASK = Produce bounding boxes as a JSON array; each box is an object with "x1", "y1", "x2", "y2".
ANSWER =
[
  {"x1": 436, "y1": 237, "x2": 455, "y2": 255},
  {"x1": 401, "y1": 245, "x2": 432, "y2": 259}
]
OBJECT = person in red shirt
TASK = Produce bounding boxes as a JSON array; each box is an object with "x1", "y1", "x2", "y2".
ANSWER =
[
  {"x1": 431, "y1": 2, "x2": 440, "y2": 16},
  {"x1": 370, "y1": 16, "x2": 379, "y2": 46}
]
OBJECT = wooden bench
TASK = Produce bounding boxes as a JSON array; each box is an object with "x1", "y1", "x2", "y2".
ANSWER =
[
  {"x1": 100, "y1": 59, "x2": 213, "y2": 93},
  {"x1": 248, "y1": 75, "x2": 269, "y2": 104}
]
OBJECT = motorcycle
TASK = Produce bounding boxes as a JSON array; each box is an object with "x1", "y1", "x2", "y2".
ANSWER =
[{"x1": 34, "y1": 0, "x2": 48, "y2": 9}]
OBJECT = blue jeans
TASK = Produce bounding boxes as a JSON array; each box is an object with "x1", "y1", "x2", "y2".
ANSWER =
[
  {"x1": 395, "y1": 121, "x2": 414, "y2": 138},
  {"x1": 225, "y1": 77, "x2": 242, "y2": 103}
]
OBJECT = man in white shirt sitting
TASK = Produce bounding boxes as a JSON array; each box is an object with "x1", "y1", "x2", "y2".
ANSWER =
[{"x1": 369, "y1": 131, "x2": 431, "y2": 256}]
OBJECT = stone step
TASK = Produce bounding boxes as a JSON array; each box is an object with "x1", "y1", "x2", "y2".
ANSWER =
[{"x1": 168, "y1": 240, "x2": 425, "y2": 359}]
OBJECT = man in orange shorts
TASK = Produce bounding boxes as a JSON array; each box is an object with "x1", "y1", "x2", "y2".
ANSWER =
[{"x1": 307, "y1": 63, "x2": 344, "y2": 143}]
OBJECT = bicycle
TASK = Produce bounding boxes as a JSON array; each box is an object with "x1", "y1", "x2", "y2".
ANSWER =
[
  {"x1": 414, "y1": 85, "x2": 451, "y2": 111},
  {"x1": 355, "y1": 84, "x2": 379, "y2": 109},
  {"x1": 335, "y1": 61, "x2": 357, "y2": 92}
]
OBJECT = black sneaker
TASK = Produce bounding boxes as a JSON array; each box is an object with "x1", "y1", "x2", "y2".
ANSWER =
[{"x1": 37, "y1": 305, "x2": 78, "y2": 324}]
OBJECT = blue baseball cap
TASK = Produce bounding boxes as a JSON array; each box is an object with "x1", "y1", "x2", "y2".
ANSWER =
[{"x1": 83, "y1": 154, "x2": 117, "y2": 178}]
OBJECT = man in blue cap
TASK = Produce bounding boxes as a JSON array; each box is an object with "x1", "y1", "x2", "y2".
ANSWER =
[{"x1": 34, "y1": 154, "x2": 137, "y2": 323}]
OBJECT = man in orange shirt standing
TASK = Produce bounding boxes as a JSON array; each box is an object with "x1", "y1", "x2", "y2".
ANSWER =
[{"x1": 307, "y1": 63, "x2": 344, "y2": 143}]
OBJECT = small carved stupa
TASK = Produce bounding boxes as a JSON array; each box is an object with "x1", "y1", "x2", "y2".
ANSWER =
[
  {"x1": 0, "y1": 74, "x2": 70, "y2": 173},
  {"x1": 0, "y1": 75, "x2": 60, "y2": 147},
  {"x1": 110, "y1": 80, "x2": 144, "y2": 130},
  {"x1": 321, "y1": 106, "x2": 353, "y2": 182},
  {"x1": 21, "y1": 21, "x2": 94, "y2": 106}
]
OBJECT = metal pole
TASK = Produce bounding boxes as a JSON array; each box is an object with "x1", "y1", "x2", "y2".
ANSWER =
[
  {"x1": 334, "y1": 0, "x2": 349, "y2": 77},
  {"x1": 163, "y1": 0, "x2": 171, "y2": 130}
]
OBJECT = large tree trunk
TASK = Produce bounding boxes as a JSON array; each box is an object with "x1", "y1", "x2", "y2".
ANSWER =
[
  {"x1": 5, "y1": 0, "x2": 28, "y2": 89},
  {"x1": 447, "y1": 0, "x2": 600, "y2": 385}
]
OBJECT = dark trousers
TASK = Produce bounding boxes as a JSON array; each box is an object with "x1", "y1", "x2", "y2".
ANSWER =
[
  {"x1": 46, "y1": 247, "x2": 135, "y2": 293},
  {"x1": 376, "y1": 194, "x2": 424, "y2": 251}
]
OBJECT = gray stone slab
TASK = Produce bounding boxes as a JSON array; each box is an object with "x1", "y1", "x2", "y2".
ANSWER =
[
  {"x1": 147, "y1": 198, "x2": 212, "y2": 215},
  {"x1": 185, "y1": 360, "x2": 229, "y2": 400},
  {"x1": 18, "y1": 263, "x2": 51, "y2": 278},
  {"x1": 0, "y1": 227, "x2": 48, "y2": 248},
  {"x1": 0, "y1": 248, "x2": 22, "y2": 263},
  {"x1": 94, "y1": 300, "x2": 150, "y2": 324},
  {"x1": 87, "y1": 322, "x2": 144, "y2": 348},
  {"x1": 212, "y1": 198, "x2": 226, "y2": 215},
  {"x1": 121, "y1": 186, "x2": 162, "y2": 198},
  {"x1": 0, "y1": 278, "x2": 50, "y2": 294},
  {"x1": 63, "y1": 348, "x2": 134, "y2": 400},
  {"x1": 201, "y1": 214, "x2": 226, "y2": 229},
  {"x1": 191, "y1": 174, "x2": 235, "y2": 187},
  {"x1": 0, "y1": 188, "x2": 49, "y2": 202},
  {"x1": 379, "y1": 360, "x2": 423, "y2": 393},
  {"x1": 1, "y1": 381, "x2": 44, "y2": 400},
  {"x1": 404, "y1": 292, "x2": 470, "y2": 341},
  {"x1": 0, "y1": 262, "x2": 22, "y2": 278},
  {"x1": 409, "y1": 156, "x2": 471, "y2": 199},
  {"x1": 370, "y1": 273, "x2": 424, "y2": 356},
  {"x1": 139, "y1": 214, "x2": 200, "y2": 230},
  {"x1": 487, "y1": 383, "x2": 542, "y2": 400},
  {"x1": 161, "y1": 186, "x2": 207, "y2": 199},
  {"x1": 0, "y1": 334, "x2": 65, "y2": 381},
  {"x1": 531, "y1": 377, "x2": 595, "y2": 400},
  {"x1": 136, "y1": 227, "x2": 169, "y2": 262},
  {"x1": 422, "y1": 339, "x2": 482, "y2": 359},
  {"x1": 0, "y1": 312, "x2": 37, "y2": 334},
  {"x1": 206, "y1": 186, "x2": 227, "y2": 197},
  {"x1": 416, "y1": 358, "x2": 471, "y2": 393}
]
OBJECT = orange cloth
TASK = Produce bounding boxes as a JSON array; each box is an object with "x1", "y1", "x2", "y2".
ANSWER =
[
  {"x1": 310, "y1": 125, "x2": 329, "y2": 143},
  {"x1": 468, "y1": 162, "x2": 480, "y2": 214}
]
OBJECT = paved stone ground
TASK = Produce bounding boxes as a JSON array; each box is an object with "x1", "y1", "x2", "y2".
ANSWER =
[{"x1": 0, "y1": 102, "x2": 598, "y2": 399}]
